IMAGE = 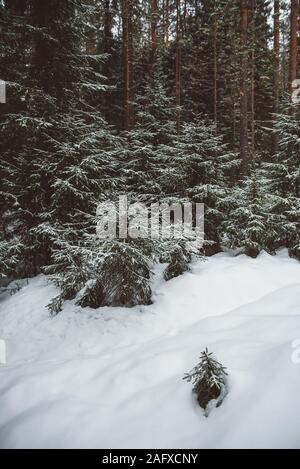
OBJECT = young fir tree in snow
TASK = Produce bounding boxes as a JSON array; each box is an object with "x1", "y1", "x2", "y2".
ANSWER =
[
  {"x1": 172, "y1": 118, "x2": 239, "y2": 254},
  {"x1": 45, "y1": 236, "x2": 153, "y2": 315},
  {"x1": 122, "y1": 68, "x2": 197, "y2": 282},
  {"x1": 163, "y1": 241, "x2": 192, "y2": 281},
  {"x1": 183, "y1": 348, "x2": 228, "y2": 413},
  {"x1": 30, "y1": 0, "x2": 154, "y2": 312},
  {"x1": 123, "y1": 67, "x2": 179, "y2": 202},
  {"x1": 265, "y1": 112, "x2": 300, "y2": 259},
  {"x1": 222, "y1": 169, "x2": 281, "y2": 258}
]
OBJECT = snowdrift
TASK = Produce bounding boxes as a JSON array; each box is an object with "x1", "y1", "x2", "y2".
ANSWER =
[{"x1": 0, "y1": 250, "x2": 300, "y2": 448}]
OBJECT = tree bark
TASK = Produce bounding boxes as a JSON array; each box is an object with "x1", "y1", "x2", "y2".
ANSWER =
[
  {"x1": 240, "y1": 0, "x2": 249, "y2": 175},
  {"x1": 250, "y1": 0, "x2": 256, "y2": 167},
  {"x1": 122, "y1": 0, "x2": 132, "y2": 130},
  {"x1": 213, "y1": 11, "x2": 218, "y2": 129},
  {"x1": 290, "y1": 0, "x2": 298, "y2": 91},
  {"x1": 272, "y1": 0, "x2": 280, "y2": 153},
  {"x1": 103, "y1": 0, "x2": 113, "y2": 50},
  {"x1": 150, "y1": 0, "x2": 157, "y2": 58},
  {"x1": 163, "y1": 0, "x2": 169, "y2": 48},
  {"x1": 176, "y1": 0, "x2": 181, "y2": 134},
  {"x1": 273, "y1": 0, "x2": 280, "y2": 113},
  {"x1": 85, "y1": 0, "x2": 97, "y2": 55}
]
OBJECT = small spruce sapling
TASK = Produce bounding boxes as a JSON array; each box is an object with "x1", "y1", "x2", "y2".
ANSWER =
[
  {"x1": 163, "y1": 243, "x2": 191, "y2": 281},
  {"x1": 183, "y1": 349, "x2": 228, "y2": 415}
]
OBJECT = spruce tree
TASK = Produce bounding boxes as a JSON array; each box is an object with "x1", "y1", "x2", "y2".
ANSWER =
[
  {"x1": 0, "y1": 1, "x2": 154, "y2": 311},
  {"x1": 265, "y1": 112, "x2": 300, "y2": 259},
  {"x1": 222, "y1": 169, "x2": 282, "y2": 257},
  {"x1": 31, "y1": 0, "x2": 152, "y2": 311},
  {"x1": 0, "y1": 0, "x2": 35, "y2": 278},
  {"x1": 173, "y1": 117, "x2": 239, "y2": 254},
  {"x1": 124, "y1": 66, "x2": 179, "y2": 201},
  {"x1": 183, "y1": 348, "x2": 228, "y2": 414}
]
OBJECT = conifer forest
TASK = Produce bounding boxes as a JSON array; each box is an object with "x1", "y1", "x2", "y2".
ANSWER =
[{"x1": 0, "y1": 0, "x2": 300, "y2": 451}]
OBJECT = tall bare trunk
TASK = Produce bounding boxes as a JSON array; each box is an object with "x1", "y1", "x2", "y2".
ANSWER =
[
  {"x1": 250, "y1": 0, "x2": 256, "y2": 167},
  {"x1": 176, "y1": 0, "x2": 181, "y2": 134},
  {"x1": 103, "y1": 0, "x2": 113, "y2": 50},
  {"x1": 122, "y1": 0, "x2": 132, "y2": 130},
  {"x1": 213, "y1": 12, "x2": 218, "y2": 129},
  {"x1": 289, "y1": 0, "x2": 298, "y2": 113},
  {"x1": 240, "y1": 0, "x2": 249, "y2": 175},
  {"x1": 150, "y1": 0, "x2": 157, "y2": 61},
  {"x1": 85, "y1": 0, "x2": 97, "y2": 54},
  {"x1": 290, "y1": 0, "x2": 298, "y2": 90},
  {"x1": 272, "y1": 0, "x2": 280, "y2": 153},
  {"x1": 273, "y1": 0, "x2": 280, "y2": 113},
  {"x1": 163, "y1": 0, "x2": 169, "y2": 48},
  {"x1": 183, "y1": 0, "x2": 187, "y2": 36}
]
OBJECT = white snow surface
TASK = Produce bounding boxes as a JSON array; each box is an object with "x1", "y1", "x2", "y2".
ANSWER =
[{"x1": 0, "y1": 250, "x2": 300, "y2": 449}]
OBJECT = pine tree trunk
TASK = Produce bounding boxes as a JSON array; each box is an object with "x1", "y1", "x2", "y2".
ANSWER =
[
  {"x1": 85, "y1": 0, "x2": 97, "y2": 54},
  {"x1": 163, "y1": 0, "x2": 169, "y2": 48},
  {"x1": 183, "y1": 0, "x2": 187, "y2": 36},
  {"x1": 150, "y1": 0, "x2": 158, "y2": 66},
  {"x1": 122, "y1": 0, "x2": 132, "y2": 130},
  {"x1": 289, "y1": 0, "x2": 298, "y2": 113},
  {"x1": 176, "y1": 0, "x2": 181, "y2": 134},
  {"x1": 103, "y1": 0, "x2": 113, "y2": 50},
  {"x1": 213, "y1": 12, "x2": 218, "y2": 129},
  {"x1": 272, "y1": 0, "x2": 280, "y2": 153},
  {"x1": 232, "y1": 98, "x2": 237, "y2": 149},
  {"x1": 240, "y1": 0, "x2": 249, "y2": 175},
  {"x1": 273, "y1": 0, "x2": 280, "y2": 112},
  {"x1": 150, "y1": 0, "x2": 157, "y2": 62},
  {"x1": 250, "y1": 0, "x2": 256, "y2": 167}
]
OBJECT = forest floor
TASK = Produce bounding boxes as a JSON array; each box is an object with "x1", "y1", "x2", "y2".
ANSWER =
[{"x1": 0, "y1": 250, "x2": 300, "y2": 449}]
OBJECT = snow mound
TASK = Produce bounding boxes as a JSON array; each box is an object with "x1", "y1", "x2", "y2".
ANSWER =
[{"x1": 0, "y1": 250, "x2": 300, "y2": 448}]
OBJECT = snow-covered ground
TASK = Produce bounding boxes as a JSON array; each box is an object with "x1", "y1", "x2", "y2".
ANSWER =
[{"x1": 0, "y1": 250, "x2": 300, "y2": 449}]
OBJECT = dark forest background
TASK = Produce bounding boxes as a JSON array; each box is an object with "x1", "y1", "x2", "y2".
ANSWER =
[{"x1": 0, "y1": 0, "x2": 299, "y2": 312}]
